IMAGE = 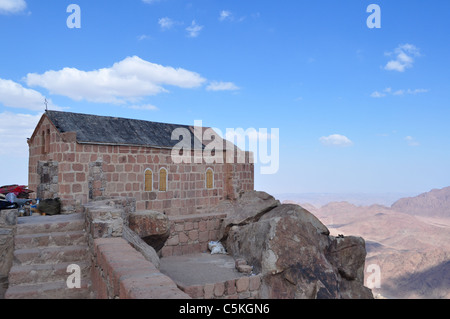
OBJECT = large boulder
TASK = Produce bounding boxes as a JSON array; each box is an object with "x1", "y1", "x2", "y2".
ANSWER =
[
  {"x1": 129, "y1": 211, "x2": 170, "y2": 252},
  {"x1": 224, "y1": 202, "x2": 373, "y2": 299},
  {"x1": 217, "y1": 191, "x2": 280, "y2": 240},
  {"x1": 326, "y1": 236, "x2": 367, "y2": 282}
]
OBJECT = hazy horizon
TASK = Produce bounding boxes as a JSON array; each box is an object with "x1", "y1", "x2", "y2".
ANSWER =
[{"x1": 272, "y1": 191, "x2": 423, "y2": 208}]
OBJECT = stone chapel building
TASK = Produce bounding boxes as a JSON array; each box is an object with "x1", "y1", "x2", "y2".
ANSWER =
[{"x1": 27, "y1": 111, "x2": 254, "y2": 216}]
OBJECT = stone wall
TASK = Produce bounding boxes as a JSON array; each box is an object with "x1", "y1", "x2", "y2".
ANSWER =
[
  {"x1": 0, "y1": 209, "x2": 17, "y2": 298},
  {"x1": 83, "y1": 197, "x2": 136, "y2": 241},
  {"x1": 91, "y1": 238, "x2": 190, "y2": 299},
  {"x1": 161, "y1": 213, "x2": 226, "y2": 257},
  {"x1": 36, "y1": 161, "x2": 58, "y2": 199},
  {"x1": 178, "y1": 274, "x2": 262, "y2": 299},
  {"x1": 28, "y1": 115, "x2": 254, "y2": 216},
  {"x1": 84, "y1": 199, "x2": 190, "y2": 299}
]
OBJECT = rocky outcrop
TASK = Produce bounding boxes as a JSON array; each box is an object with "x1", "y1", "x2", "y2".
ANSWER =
[
  {"x1": 128, "y1": 211, "x2": 170, "y2": 252},
  {"x1": 217, "y1": 191, "x2": 281, "y2": 240},
  {"x1": 221, "y1": 192, "x2": 373, "y2": 299}
]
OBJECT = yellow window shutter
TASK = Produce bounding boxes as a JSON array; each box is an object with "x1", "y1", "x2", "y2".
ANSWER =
[
  {"x1": 206, "y1": 169, "x2": 213, "y2": 189},
  {"x1": 159, "y1": 168, "x2": 167, "y2": 192},
  {"x1": 145, "y1": 170, "x2": 152, "y2": 192}
]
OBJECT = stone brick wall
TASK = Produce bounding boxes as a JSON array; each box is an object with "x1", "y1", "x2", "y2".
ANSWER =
[
  {"x1": 91, "y1": 238, "x2": 190, "y2": 299},
  {"x1": 36, "y1": 161, "x2": 58, "y2": 199},
  {"x1": 28, "y1": 114, "x2": 254, "y2": 216},
  {"x1": 178, "y1": 274, "x2": 262, "y2": 299},
  {"x1": 161, "y1": 213, "x2": 226, "y2": 257},
  {"x1": 0, "y1": 209, "x2": 17, "y2": 298}
]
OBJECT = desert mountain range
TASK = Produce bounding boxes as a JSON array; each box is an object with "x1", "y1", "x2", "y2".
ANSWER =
[{"x1": 283, "y1": 186, "x2": 450, "y2": 299}]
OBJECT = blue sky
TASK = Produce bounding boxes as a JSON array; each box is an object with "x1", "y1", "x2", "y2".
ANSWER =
[{"x1": 1, "y1": 0, "x2": 449, "y2": 196}]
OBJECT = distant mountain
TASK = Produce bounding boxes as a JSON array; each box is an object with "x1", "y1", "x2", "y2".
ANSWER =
[
  {"x1": 392, "y1": 186, "x2": 450, "y2": 218},
  {"x1": 280, "y1": 187, "x2": 450, "y2": 299},
  {"x1": 274, "y1": 192, "x2": 417, "y2": 208}
]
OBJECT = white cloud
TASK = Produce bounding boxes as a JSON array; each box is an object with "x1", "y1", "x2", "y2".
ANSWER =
[
  {"x1": 407, "y1": 88, "x2": 429, "y2": 95},
  {"x1": 0, "y1": 111, "x2": 42, "y2": 156},
  {"x1": 219, "y1": 10, "x2": 245, "y2": 23},
  {"x1": 206, "y1": 81, "x2": 239, "y2": 92},
  {"x1": 186, "y1": 20, "x2": 203, "y2": 38},
  {"x1": 320, "y1": 134, "x2": 353, "y2": 147},
  {"x1": 142, "y1": 0, "x2": 160, "y2": 4},
  {"x1": 127, "y1": 104, "x2": 158, "y2": 111},
  {"x1": 137, "y1": 34, "x2": 151, "y2": 41},
  {"x1": 370, "y1": 91, "x2": 386, "y2": 98},
  {"x1": 371, "y1": 87, "x2": 428, "y2": 98},
  {"x1": 0, "y1": 0, "x2": 27, "y2": 14},
  {"x1": 158, "y1": 17, "x2": 175, "y2": 30},
  {"x1": 0, "y1": 78, "x2": 59, "y2": 111},
  {"x1": 25, "y1": 56, "x2": 206, "y2": 104},
  {"x1": 405, "y1": 136, "x2": 420, "y2": 147},
  {"x1": 384, "y1": 44, "x2": 421, "y2": 72},
  {"x1": 219, "y1": 10, "x2": 232, "y2": 21}
]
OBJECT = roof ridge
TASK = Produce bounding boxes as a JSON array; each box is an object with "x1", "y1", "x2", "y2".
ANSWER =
[{"x1": 46, "y1": 110, "x2": 205, "y2": 129}]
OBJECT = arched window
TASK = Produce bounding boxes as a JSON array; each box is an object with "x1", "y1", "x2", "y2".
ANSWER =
[
  {"x1": 45, "y1": 129, "x2": 50, "y2": 153},
  {"x1": 144, "y1": 169, "x2": 153, "y2": 192},
  {"x1": 42, "y1": 129, "x2": 50, "y2": 154},
  {"x1": 159, "y1": 168, "x2": 167, "y2": 192},
  {"x1": 206, "y1": 168, "x2": 214, "y2": 189},
  {"x1": 41, "y1": 131, "x2": 46, "y2": 154}
]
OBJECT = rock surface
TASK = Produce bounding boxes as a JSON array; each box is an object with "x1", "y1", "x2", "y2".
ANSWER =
[
  {"x1": 222, "y1": 193, "x2": 373, "y2": 299},
  {"x1": 391, "y1": 186, "x2": 450, "y2": 218},
  {"x1": 218, "y1": 191, "x2": 281, "y2": 240},
  {"x1": 129, "y1": 210, "x2": 170, "y2": 252}
]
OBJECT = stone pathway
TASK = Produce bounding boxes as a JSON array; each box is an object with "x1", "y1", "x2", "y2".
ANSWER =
[
  {"x1": 160, "y1": 253, "x2": 243, "y2": 287},
  {"x1": 159, "y1": 253, "x2": 262, "y2": 299}
]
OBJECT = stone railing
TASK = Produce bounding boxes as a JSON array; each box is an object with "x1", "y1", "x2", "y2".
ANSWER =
[
  {"x1": 91, "y1": 237, "x2": 190, "y2": 299},
  {"x1": 83, "y1": 198, "x2": 190, "y2": 299}
]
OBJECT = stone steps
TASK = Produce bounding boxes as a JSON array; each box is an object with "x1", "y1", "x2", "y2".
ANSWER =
[
  {"x1": 14, "y1": 245, "x2": 89, "y2": 265},
  {"x1": 16, "y1": 213, "x2": 85, "y2": 235},
  {"x1": 5, "y1": 213, "x2": 94, "y2": 299},
  {"x1": 5, "y1": 279, "x2": 92, "y2": 299},
  {"x1": 15, "y1": 230, "x2": 87, "y2": 249},
  {"x1": 8, "y1": 261, "x2": 91, "y2": 285}
]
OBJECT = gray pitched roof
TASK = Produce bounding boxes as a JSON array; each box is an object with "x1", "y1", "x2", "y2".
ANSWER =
[{"x1": 45, "y1": 110, "x2": 206, "y2": 149}]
